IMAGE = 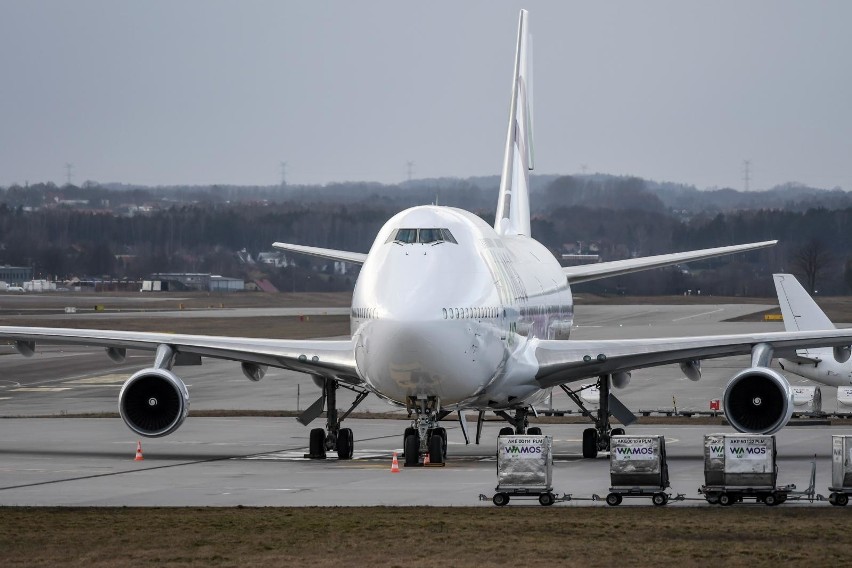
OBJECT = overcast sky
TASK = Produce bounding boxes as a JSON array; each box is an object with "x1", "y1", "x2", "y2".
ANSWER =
[{"x1": 1, "y1": 1, "x2": 850, "y2": 190}]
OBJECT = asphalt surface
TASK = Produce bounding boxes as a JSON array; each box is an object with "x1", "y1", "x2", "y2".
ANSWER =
[{"x1": 1, "y1": 301, "x2": 851, "y2": 506}]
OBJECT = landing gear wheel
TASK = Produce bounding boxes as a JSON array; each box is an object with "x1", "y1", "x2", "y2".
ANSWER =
[
  {"x1": 652, "y1": 493, "x2": 667, "y2": 506},
  {"x1": 611, "y1": 427, "x2": 625, "y2": 437},
  {"x1": 763, "y1": 493, "x2": 777, "y2": 507},
  {"x1": 430, "y1": 427, "x2": 448, "y2": 458},
  {"x1": 428, "y1": 432, "x2": 445, "y2": 464},
  {"x1": 538, "y1": 492, "x2": 555, "y2": 506},
  {"x1": 336, "y1": 428, "x2": 354, "y2": 460},
  {"x1": 308, "y1": 428, "x2": 326, "y2": 459},
  {"x1": 493, "y1": 493, "x2": 510, "y2": 507},
  {"x1": 404, "y1": 434, "x2": 420, "y2": 467},
  {"x1": 582, "y1": 428, "x2": 598, "y2": 459},
  {"x1": 527, "y1": 427, "x2": 543, "y2": 436},
  {"x1": 719, "y1": 493, "x2": 733, "y2": 506},
  {"x1": 837, "y1": 493, "x2": 849, "y2": 507},
  {"x1": 606, "y1": 493, "x2": 622, "y2": 506},
  {"x1": 499, "y1": 426, "x2": 514, "y2": 436},
  {"x1": 402, "y1": 427, "x2": 416, "y2": 456}
]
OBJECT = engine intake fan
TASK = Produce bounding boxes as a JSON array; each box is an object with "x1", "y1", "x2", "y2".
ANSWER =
[
  {"x1": 119, "y1": 368, "x2": 189, "y2": 437},
  {"x1": 722, "y1": 367, "x2": 793, "y2": 435}
]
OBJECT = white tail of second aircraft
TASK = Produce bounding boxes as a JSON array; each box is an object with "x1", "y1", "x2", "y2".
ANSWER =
[{"x1": 494, "y1": 9, "x2": 534, "y2": 237}]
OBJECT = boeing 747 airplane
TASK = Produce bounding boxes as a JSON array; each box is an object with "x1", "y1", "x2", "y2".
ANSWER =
[{"x1": 4, "y1": 11, "x2": 852, "y2": 463}]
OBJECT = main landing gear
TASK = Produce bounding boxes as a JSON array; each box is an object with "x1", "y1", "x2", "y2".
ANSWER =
[
  {"x1": 403, "y1": 395, "x2": 448, "y2": 467},
  {"x1": 299, "y1": 377, "x2": 369, "y2": 460},
  {"x1": 560, "y1": 374, "x2": 636, "y2": 459},
  {"x1": 494, "y1": 407, "x2": 542, "y2": 436}
]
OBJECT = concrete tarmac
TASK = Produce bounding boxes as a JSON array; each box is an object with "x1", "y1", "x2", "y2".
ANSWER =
[{"x1": 1, "y1": 302, "x2": 851, "y2": 506}]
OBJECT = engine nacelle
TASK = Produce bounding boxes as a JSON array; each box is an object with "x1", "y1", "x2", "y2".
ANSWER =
[
  {"x1": 722, "y1": 367, "x2": 793, "y2": 435},
  {"x1": 611, "y1": 371, "x2": 631, "y2": 389},
  {"x1": 119, "y1": 368, "x2": 189, "y2": 437},
  {"x1": 834, "y1": 345, "x2": 852, "y2": 364},
  {"x1": 241, "y1": 362, "x2": 267, "y2": 382},
  {"x1": 679, "y1": 360, "x2": 701, "y2": 382}
]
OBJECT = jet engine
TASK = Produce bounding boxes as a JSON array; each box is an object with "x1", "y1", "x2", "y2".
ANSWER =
[
  {"x1": 722, "y1": 367, "x2": 793, "y2": 435},
  {"x1": 118, "y1": 368, "x2": 190, "y2": 437}
]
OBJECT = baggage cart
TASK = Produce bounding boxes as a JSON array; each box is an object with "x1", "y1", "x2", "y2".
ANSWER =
[
  {"x1": 605, "y1": 435, "x2": 677, "y2": 506},
  {"x1": 699, "y1": 434, "x2": 802, "y2": 506},
  {"x1": 488, "y1": 435, "x2": 556, "y2": 506},
  {"x1": 828, "y1": 435, "x2": 852, "y2": 506}
]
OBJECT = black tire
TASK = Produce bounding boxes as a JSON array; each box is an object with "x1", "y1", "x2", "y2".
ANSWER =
[
  {"x1": 539, "y1": 492, "x2": 555, "y2": 506},
  {"x1": 838, "y1": 493, "x2": 849, "y2": 507},
  {"x1": 493, "y1": 493, "x2": 509, "y2": 507},
  {"x1": 528, "y1": 427, "x2": 543, "y2": 436},
  {"x1": 652, "y1": 493, "x2": 667, "y2": 506},
  {"x1": 705, "y1": 494, "x2": 720, "y2": 505},
  {"x1": 606, "y1": 493, "x2": 622, "y2": 506},
  {"x1": 431, "y1": 427, "x2": 448, "y2": 457},
  {"x1": 829, "y1": 492, "x2": 838, "y2": 506},
  {"x1": 428, "y1": 432, "x2": 444, "y2": 464},
  {"x1": 611, "y1": 427, "x2": 625, "y2": 437},
  {"x1": 336, "y1": 428, "x2": 354, "y2": 460},
  {"x1": 719, "y1": 493, "x2": 733, "y2": 506},
  {"x1": 402, "y1": 427, "x2": 417, "y2": 456},
  {"x1": 309, "y1": 428, "x2": 326, "y2": 459},
  {"x1": 404, "y1": 434, "x2": 420, "y2": 466},
  {"x1": 498, "y1": 426, "x2": 514, "y2": 436},
  {"x1": 582, "y1": 428, "x2": 598, "y2": 459},
  {"x1": 763, "y1": 493, "x2": 777, "y2": 507}
]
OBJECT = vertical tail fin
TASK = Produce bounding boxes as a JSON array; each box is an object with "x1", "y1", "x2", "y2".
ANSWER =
[
  {"x1": 494, "y1": 9, "x2": 534, "y2": 237},
  {"x1": 773, "y1": 273, "x2": 835, "y2": 332}
]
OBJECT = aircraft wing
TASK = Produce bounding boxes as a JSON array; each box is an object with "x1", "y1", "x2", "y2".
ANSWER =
[
  {"x1": 534, "y1": 328, "x2": 852, "y2": 388},
  {"x1": 273, "y1": 242, "x2": 367, "y2": 265},
  {"x1": 562, "y1": 240, "x2": 777, "y2": 284},
  {"x1": 0, "y1": 326, "x2": 360, "y2": 384}
]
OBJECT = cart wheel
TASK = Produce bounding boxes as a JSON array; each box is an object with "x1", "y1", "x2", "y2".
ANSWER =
[
  {"x1": 539, "y1": 492, "x2": 555, "y2": 506},
  {"x1": 611, "y1": 427, "x2": 625, "y2": 437},
  {"x1": 763, "y1": 493, "x2": 777, "y2": 506},
  {"x1": 606, "y1": 493, "x2": 622, "y2": 506},
  {"x1": 652, "y1": 493, "x2": 667, "y2": 506},
  {"x1": 829, "y1": 492, "x2": 838, "y2": 506},
  {"x1": 837, "y1": 493, "x2": 849, "y2": 507},
  {"x1": 492, "y1": 493, "x2": 510, "y2": 507},
  {"x1": 719, "y1": 493, "x2": 733, "y2": 506},
  {"x1": 705, "y1": 494, "x2": 719, "y2": 505}
]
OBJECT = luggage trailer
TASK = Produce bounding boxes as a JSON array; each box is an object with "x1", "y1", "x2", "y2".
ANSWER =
[
  {"x1": 486, "y1": 435, "x2": 558, "y2": 506},
  {"x1": 699, "y1": 434, "x2": 817, "y2": 506},
  {"x1": 605, "y1": 435, "x2": 685, "y2": 506},
  {"x1": 828, "y1": 435, "x2": 852, "y2": 506}
]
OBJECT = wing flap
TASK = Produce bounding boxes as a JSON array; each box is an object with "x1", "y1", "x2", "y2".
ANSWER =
[{"x1": 563, "y1": 240, "x2": 777, "y2": 284}]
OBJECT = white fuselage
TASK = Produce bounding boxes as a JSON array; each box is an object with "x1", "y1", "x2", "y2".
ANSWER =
[
  {"x1": 780, "y1": 351, "x2": 852, "y2": 387},
  {"x1": 350, "y1": 205, "x2": 573, "y2": 410}
]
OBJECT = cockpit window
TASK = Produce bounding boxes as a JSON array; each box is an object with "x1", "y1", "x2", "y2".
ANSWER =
[{"x1": 387, "y1": 228, "x2": 457, "y2": 245}]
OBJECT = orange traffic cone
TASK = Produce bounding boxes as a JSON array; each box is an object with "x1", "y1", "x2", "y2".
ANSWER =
[
  {"x1": 390, "y1": 451, "x2": 400, "y2": 473},
  {"x1": 134, "y1": 441, "x2": 144, "y2": 461}
]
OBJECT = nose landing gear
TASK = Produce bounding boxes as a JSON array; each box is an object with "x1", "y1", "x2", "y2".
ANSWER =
[{"x1": 403, "y1": 395, "x2": 447, "y2": 466}]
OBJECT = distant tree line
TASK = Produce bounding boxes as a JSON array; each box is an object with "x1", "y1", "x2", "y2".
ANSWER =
[{"x1": 0, "y1": 175, "x2": 850, "y2": 295}]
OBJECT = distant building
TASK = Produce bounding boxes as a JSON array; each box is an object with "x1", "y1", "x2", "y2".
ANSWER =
[
  {"x1": 147, "y1": 272, "x2": 245, "y2": 293},
  {"x1": 0, "y1": 266, "x2": 32, "y2": 286}
]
